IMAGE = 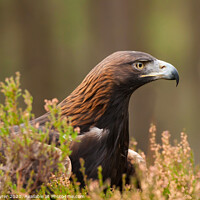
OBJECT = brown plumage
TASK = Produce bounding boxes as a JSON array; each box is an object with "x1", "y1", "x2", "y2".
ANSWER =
[{"x1": 34, "y1": 51, "x2": 179, "y2": 187}]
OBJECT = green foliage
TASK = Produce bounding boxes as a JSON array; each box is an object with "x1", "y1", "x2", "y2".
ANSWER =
[
  {"x1": 0, "y1": 72, "x2": 76, "y2": 197},
  {"x1": 0, "y1": 73, "x2": 199, "y2": 199}
]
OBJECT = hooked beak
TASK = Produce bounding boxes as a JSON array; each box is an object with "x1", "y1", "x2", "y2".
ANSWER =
[{"x1": 140, "y1": 60, "x2": 179, "y2": 86}]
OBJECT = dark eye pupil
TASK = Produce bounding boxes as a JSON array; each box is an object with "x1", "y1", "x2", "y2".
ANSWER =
[
  {"x1": 134, "y1": 62, "x2": 143, "y2": 69},
  {"x1": 137, "y1": 63, "x2": 143, "y2": 68}
]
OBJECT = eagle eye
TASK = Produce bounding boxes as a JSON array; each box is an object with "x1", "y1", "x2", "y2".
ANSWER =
[{"x1": 134, "y1": 62, "x2": 144, "y2": 70}]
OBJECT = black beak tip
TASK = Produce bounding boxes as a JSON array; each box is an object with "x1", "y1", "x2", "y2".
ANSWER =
[
  {"x1": 176, "y1": 79, "x2": 179, "y2": 87},
  {"x1": 174, "y1": 70, "x2": 179, "y2": 87}
]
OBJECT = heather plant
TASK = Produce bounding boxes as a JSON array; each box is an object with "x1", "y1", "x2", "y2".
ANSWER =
[
  {"x1": 0, "y1": 73, "x2": 199, "y2": 200},
  {"x1": 0, "y1": 72, "x2": 75, "y2": 197},
  {"x1": 141, "y1": 125, "x2": 200, "y2": 200}
]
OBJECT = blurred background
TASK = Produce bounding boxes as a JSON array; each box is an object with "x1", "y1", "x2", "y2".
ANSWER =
[{"x1": 0, "y1": 1, "x2": 199, "y2": 163}]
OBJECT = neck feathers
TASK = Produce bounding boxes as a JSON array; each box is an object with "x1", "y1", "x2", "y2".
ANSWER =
[{"x1": 59, "y1": 66, "x2": 115, "y2": 131}]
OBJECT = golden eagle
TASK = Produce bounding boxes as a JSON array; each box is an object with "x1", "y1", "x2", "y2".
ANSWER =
[{"x1": 34, "y1": 51, "x2": 179, "y2": 186}]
